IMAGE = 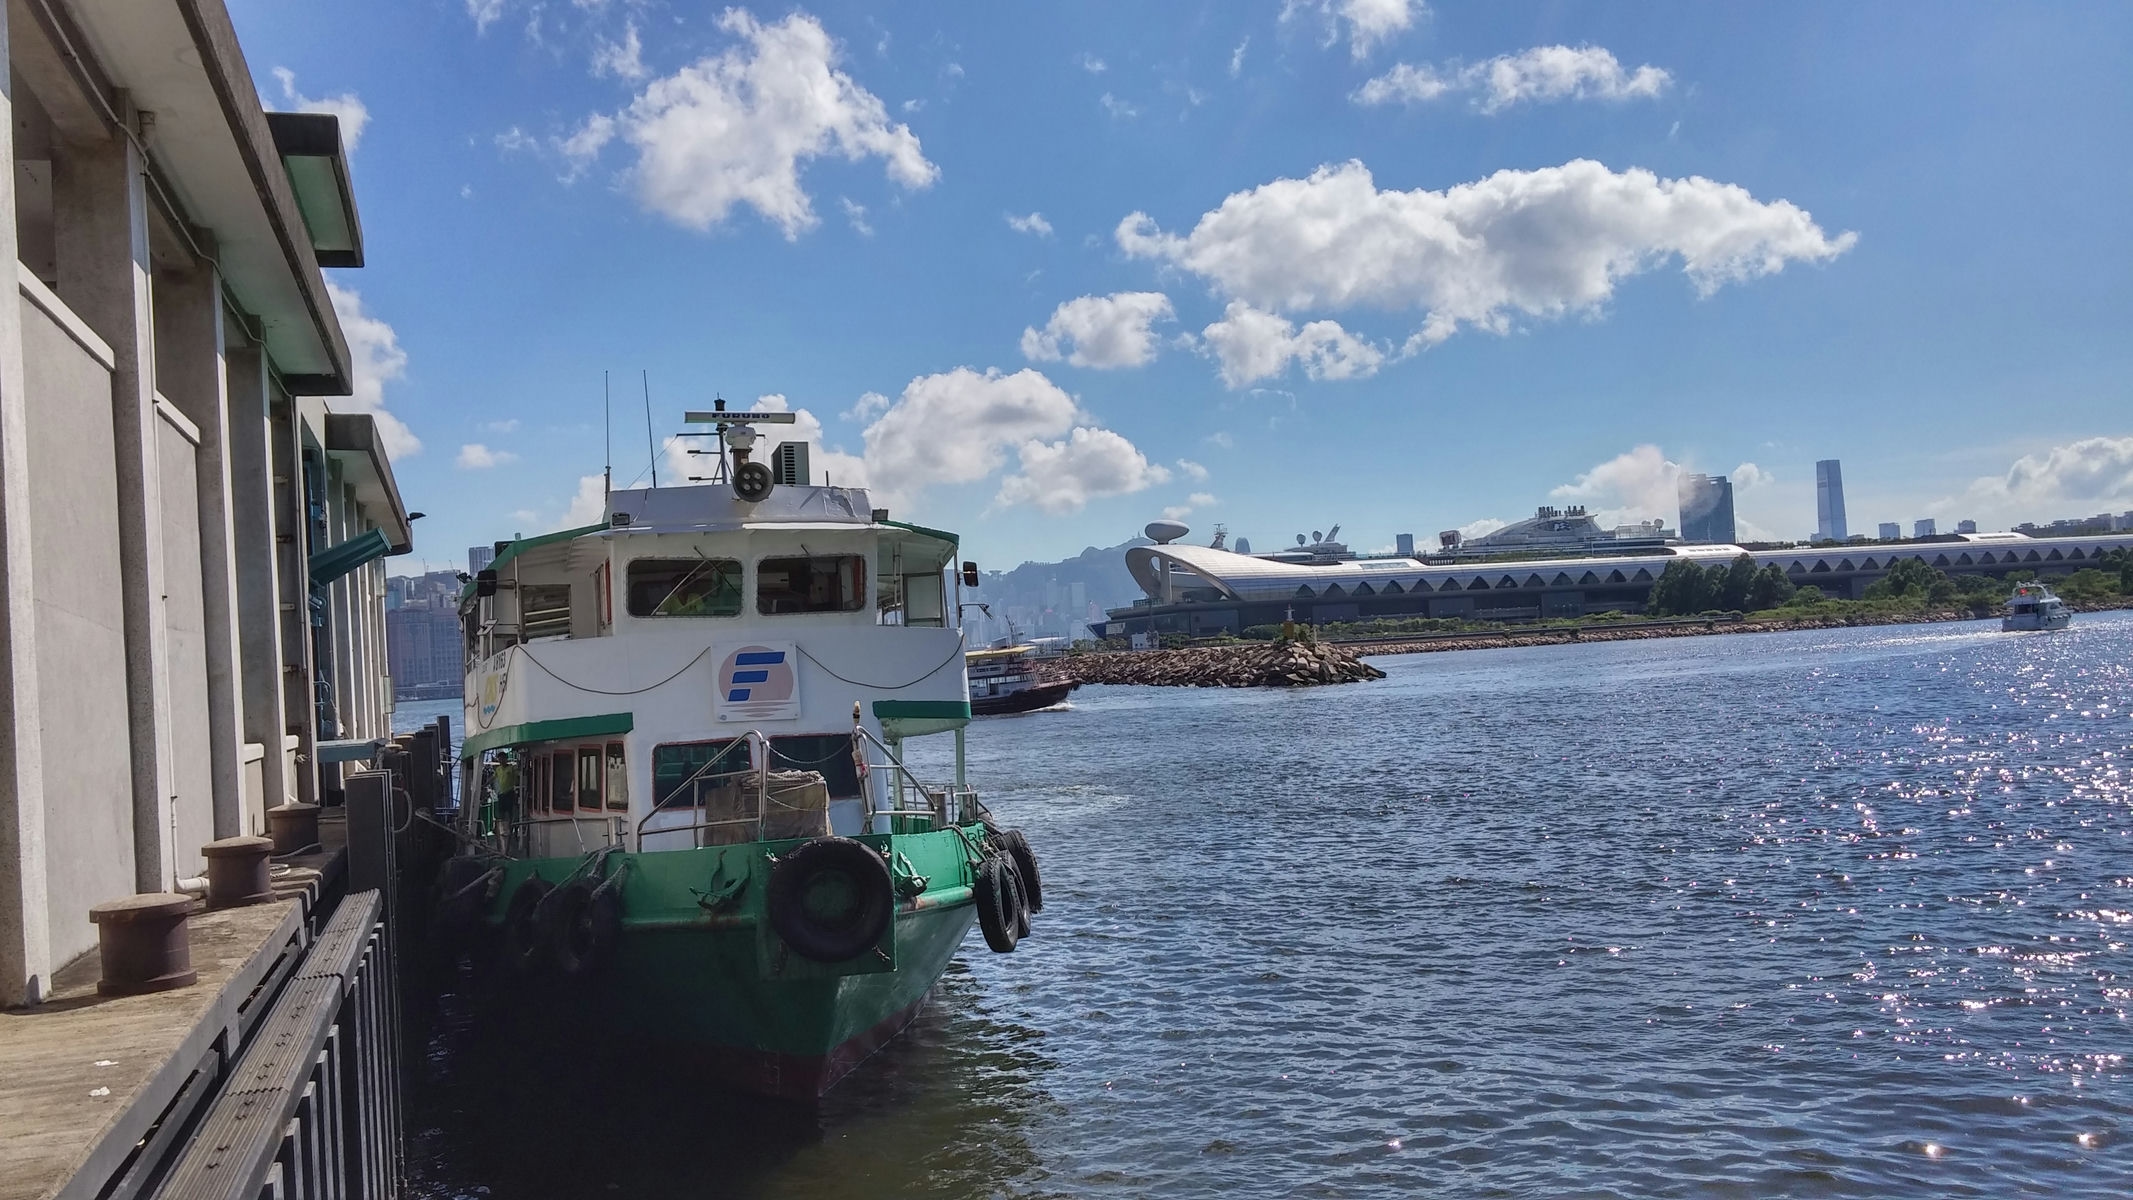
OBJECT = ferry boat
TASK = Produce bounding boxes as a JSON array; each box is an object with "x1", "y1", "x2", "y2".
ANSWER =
[
  {"x1": 966, "y1": 644, "x2": 1075, "y2": 716},
  {"x1": 2002, "y1": 581, "x2": 2072, "y2": 631},
  {"x1": 449, "y1": 411, "x2": 1041, "y2": 1099}
]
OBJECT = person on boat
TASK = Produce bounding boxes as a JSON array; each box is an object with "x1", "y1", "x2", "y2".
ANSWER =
[
  {"x1": 493, "y1": 753, "x2": 519, "y2": 827},
  {"x1": 655, "y1": 563, "x2": 740, "y2": 616}
]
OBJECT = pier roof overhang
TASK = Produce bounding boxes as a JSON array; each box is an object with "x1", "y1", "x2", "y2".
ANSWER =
[
  {"x1": 324, "y1": 414, "x2": 413, "y2": 552},
  {"x1": 45, "y1": 0, "x2": 358, "y2": 390}
]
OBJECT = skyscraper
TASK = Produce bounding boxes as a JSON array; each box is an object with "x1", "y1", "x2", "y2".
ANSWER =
[
  {"x1": 1676, "y1": 473, "x2": 1736, "y2": 543},
  {"x1": 1815, "y1": 460, "x2": 1848, "y2": 543}
]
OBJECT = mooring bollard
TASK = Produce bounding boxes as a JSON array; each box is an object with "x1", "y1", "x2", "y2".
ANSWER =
[
  {"x1": 89, "y1": 893, "x2": 199, "y2": 995},
  {"x1": 267, "y1": 801, "x2": 320, "y2": 854},
  {"x1": 202, "y1": 836, "x2": 276, "y2": 907}
]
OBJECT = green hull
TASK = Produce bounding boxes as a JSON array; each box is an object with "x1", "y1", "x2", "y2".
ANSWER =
[{"x1": 486, "y1": 825, "x2": 981, "y2": 1099}]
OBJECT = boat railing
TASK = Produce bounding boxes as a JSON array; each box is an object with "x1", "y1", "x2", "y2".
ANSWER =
[
  {"x1": 632, "y1": 730, "x2": 773, "y2": 852},
  {"x1": 850, "y1": 720, "x2": 980, "y2": 828}
]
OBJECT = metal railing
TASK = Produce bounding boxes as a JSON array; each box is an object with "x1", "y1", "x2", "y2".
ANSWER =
[
  {"x1": 152, "y1": 889, "x2": 402, "y2": 1200},
  {"x1": 632, "y1": 730, "x2": 773, "y2": 851}
]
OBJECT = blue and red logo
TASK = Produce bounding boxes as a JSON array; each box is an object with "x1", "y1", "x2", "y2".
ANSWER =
[{"x1": 716, "y1": 644, "x2": 800, "y2": 721}]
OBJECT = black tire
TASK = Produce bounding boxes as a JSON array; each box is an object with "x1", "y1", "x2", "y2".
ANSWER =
[
  {"x1": 767, "y1": 837, "x2": 894, "y2": 963},
  {"x1": 974, "y1": 856, "x2": 1019, "y2": 954},
  {"x1": 999, "y1": 829, "x2": 1043, "y2": 913},
  {"x1": 549, "y1": 879, "x2": 623, "y2": 978},
  {"x1": 503, "y1": 877, "x2": 554, "y2": 975},
  {"x1": 1010, "y1": 861, "x2": 1031, "y2": 940}
]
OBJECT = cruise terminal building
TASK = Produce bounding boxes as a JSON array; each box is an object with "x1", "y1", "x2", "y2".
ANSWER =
[{"x1": 1096, "y1": 526, "x2": 2133, "y2": 639}]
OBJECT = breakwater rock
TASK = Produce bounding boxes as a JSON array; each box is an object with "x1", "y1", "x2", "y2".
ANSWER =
[{"x1": 1069, "y1": 640, "x2": 1386, "y2": 688}]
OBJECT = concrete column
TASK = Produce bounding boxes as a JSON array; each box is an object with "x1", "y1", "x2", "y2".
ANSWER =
[
  {"x1": 54, "y1": 115, "x2": 176, "y2": 892},
  {"x1": 225, "y1": 340, "x2": 288, "y2": 815},
  {"x1": 283, "y1": 414, "x2": 318, "y2": 804},
  {"x1": 0, "y1": 2, "x2": 56, "y2": 1007},
  {"x1": 156, "y1": 265, "x2": 244, "y2": 838}
]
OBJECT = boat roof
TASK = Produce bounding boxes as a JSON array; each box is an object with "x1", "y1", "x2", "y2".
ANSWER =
[{"x1": 966, "y1": 644, "x2": 1035, "y2": 662}]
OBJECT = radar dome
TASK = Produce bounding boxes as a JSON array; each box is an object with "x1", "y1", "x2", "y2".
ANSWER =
[{"x1": 1144, "y1": 520, "x2": 1189, "y2": 544}]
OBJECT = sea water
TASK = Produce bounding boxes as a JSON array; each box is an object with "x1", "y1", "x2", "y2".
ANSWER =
[{"x1": 408, "y1": 613, "x2": 2132, "y2": 1198}]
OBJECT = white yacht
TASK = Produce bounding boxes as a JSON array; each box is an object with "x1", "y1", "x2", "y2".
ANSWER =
[{"x1": 2002, "y1": 582, "x2": 2072, "y2": 631}]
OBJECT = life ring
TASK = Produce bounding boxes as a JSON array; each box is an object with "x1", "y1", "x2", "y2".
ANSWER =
[
  {"x1": 974, "y1": 856, "x2": 1021, "y2": 954},
  {"x1": 767, "y1": 837, "x2": 894, "y2": 963},
  {"x1": 998, "y1": 829, "x2": 1043, "y2": 913},
  {"x1": 503, "y1": 877, "x2": 554, "y2": 974},
  {"x1": 547, "y1": 877, "x2": 623, "y2": 978}
]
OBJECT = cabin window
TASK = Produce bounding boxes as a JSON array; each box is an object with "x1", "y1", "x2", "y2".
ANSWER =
[
  {"x1": 521, "y1": 584, "x2": 572, "y2": 640},
  {"x1": 901, "y1": 571, "x2": 945, "y2": 627},
  {"x1": 576, "y1": 746, "x2": 604, "y2": 810},
  {"x1": 627, "y1": 558, "x2": 743, "y2": 618},
  {"x1": 757, "y1": 556, "x2": 866, "y2": 615},
  {"x1": 766, "y1": 733, "x2": 863, "y2": 798},
  {"x1": 550, "y1": 751, "x2": 575, "y2": 812},
  {"x1": 652, "y1": 739, "x2": 748, "y2": 810},
  {"x1": 604, "y1": 743, "x2": 628, "y2": 811}
]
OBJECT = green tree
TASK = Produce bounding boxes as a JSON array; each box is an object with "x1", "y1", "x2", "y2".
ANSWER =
[
  {"x1": 1719, "y1": 553, "x2": 1759, "y2": 610},
  {"x1": 1785, "y1": 584, "x2": 1825, "y2": 607},
  {"x1": 1863, "y1": 557, "x2": 1944, "y2": 601},
  {"x1": 1648, "y1": 558, "x2": 1713, "y2": 617},
  {"x1": 1747, "y1": 562, "x2": 1796, "y2": 610}
]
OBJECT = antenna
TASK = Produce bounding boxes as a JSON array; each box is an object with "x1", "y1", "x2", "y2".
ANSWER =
[
  {"x1": 641, "y1": 370, "x2": 658, "y2": 488},
  {"x1": 603, "y1": 371, "x2": 612, "y2": 498}
]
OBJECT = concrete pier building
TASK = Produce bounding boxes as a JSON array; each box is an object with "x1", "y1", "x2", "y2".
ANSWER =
[{"x1": 0, "y1": 0, "x2": 410, "y2": 1007}]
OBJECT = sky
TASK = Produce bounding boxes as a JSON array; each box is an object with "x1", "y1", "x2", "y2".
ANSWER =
[{"x1": 229, "y1": 1, "x2": 2133, "y2": 572}]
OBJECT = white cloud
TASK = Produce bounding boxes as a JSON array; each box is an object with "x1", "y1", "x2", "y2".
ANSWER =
[
  {"x1": 1286, "y1": 0, "x2": 1424, "y2": 59},
  {"x1": 1078, "y1": 53, "x2": 1108, "y2": 74},
  {"x1": 592, "y1": 21, "x2": 650, "y2": 82},
  {"x1": 1732, "y1": 461, "x2": 1773, "y2": 490},
  {"x1": 466, "y1": 0, "x2": 507, "y2": 35},
  {"x1": 1950, "y1": 436, "x2": 2133, "y2": 523},
  {"x1": 1356, "y1": 45, "x2": 1671, "y2": 111},
  {"x1": 843, "y1": 391, "x2": 891, "y2": 422},
  {"x1": 1162, "y1": 491, "x2": 1219, "y2": 521},
  {"x1": 495, "y1": 126, "x2": 539, "y2": 154},
  {"x1": 558, "y1": 114, "x2": 616, "y2": 182},
  {"x1": 600, "y1": 10, "x2": 936, "y2": 238},
  {"x1": 457, "y1": 443, "x2": 518, "y2": 469},
  {"x1": 1120, "y1": 159, "x2": 1856, "y2": 348},
  {"x1": 1020, "y1": 292, "x2": 1175, "y2": 369},
  {"x1": 1205, "y1": 431, "x2": 1235, "y2": 450},
  {"x1": 841, "y1": 197, "x2": 873, "y2": 236},
  {"x1": 995, "y1": 427, "x2": 1171, "y2": 514},
  {"x1": 1198, "y1": 301, "x2": 1384, "y2": 388},
  {"x1": 323, "y1": 280, "x2": 418, "y2": 458},
  {"x1": 483, "y1": 418, "x2": 522, "y2": 433},
  {"x1": 1100, "y1": 92, "x2": 1139, "y2": 119},
  {"x1": 270, "y1": 68, "x2": 369, "y2": 153},
  {"x1": 1549, "y1": 444, "x2": 1680, "y2": 527},
  {"x1": 561, "y1": 474, "x2": 607, "y2": 529},
  {"x1": 860, "y1": 367, "x2": 1083, "y2": 504},
  {"x1": 1458, "y1": 517, "x2": 1508, "y2": 540},
  {"x1": 1006, "y1": 211, "x2": 1055, "y2": 237},
  {"x1": 1176, "y1": 458, "x2": 1209, "y2": 482},
  {"x1": 1229, "y1": 37, "x2": 1250, "y2": 78}
]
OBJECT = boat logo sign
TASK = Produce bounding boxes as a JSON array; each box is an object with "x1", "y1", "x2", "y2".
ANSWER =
[{"x1": 716, "y1": 643, "x2": 800, "y2": 722}]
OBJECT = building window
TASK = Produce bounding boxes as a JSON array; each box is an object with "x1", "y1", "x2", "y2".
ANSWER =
[
  {"x1": 626, "y1": 558, "x2": 743, "y2": 617},
  {"x1": 757, "y1": 556, "x2": 866, "y2": 615},
  {"x1": 652, "y1": 740, "x2": 747, "y2": 810}
]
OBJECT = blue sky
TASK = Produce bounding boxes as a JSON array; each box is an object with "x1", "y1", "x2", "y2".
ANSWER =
[{"x1": 231, "y1": 1, "x2": 2133, "y2": 572}]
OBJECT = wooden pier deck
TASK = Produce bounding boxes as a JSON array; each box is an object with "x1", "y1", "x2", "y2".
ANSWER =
[{"x1": 0, "y1": 829, "x2": 345, "y2": 1200}]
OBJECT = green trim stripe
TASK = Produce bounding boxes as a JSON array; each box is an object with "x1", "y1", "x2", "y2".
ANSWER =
[
  {"x1": 460, "y1": 522, "x2": 608, "y2": 601},
  {"x1": 462, "y1": 711, "x2": 634, "y2": 759},
  {"x1": 871, "y1": 700, "x2": 970, "y2": 721},
  {"x1": 881, "y1": 519, "x2": 959, "y2": 549}
]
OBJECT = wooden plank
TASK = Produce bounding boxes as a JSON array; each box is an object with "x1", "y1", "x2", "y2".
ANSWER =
[{"x1": 0, "y1": 899, "x2": 306, "y2": 1200}]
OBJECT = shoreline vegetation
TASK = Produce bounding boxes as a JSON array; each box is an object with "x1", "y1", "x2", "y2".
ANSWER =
[{"x1": 1073, "y1": 554, "x2": 2133, "y2": 687}]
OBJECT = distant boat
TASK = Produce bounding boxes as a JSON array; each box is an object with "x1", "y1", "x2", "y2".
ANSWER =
[
  {"x1": 2003, "y1": 582, "x2": 2072, "y2": 631},
  {"x1": 967, "y1": 644, "x2": 1075, "y2": 715}
]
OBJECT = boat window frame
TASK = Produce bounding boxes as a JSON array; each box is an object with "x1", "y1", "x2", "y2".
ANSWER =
[
  {"x1": 549, "y1": 750, "x2": 576, "y2": 813},
  {"x1": 765, "y1": 732, "x2": 864, "y2": 799},
  {"x1": 575, "y1": 746, "x2": 604, "y2": 811},
  {"x1": 625, "y1": 556, "x2": 746, "y2": 619},
  {"x1": 651, "y1": 738, "x2": 750, "y2": 811},
  {"x1": 755, "y1": 554, "x2": 868, "y2": 616},
  {"x1": 604, "y1": 742, "x2": 628, "y2": 811}
]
